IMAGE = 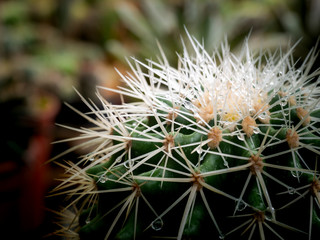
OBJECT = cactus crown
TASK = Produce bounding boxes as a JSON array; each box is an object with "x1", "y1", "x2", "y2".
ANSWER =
[{"x1": 52, "y1": 32, "x2": 320, "y2": 240}]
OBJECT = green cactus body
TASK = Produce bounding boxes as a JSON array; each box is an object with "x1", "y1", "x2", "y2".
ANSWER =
[{"x1": 52, "y1": 33, "x2": 320, "y2": 239}]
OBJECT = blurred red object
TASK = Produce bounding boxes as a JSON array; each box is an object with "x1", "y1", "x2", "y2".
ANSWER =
[{"x1": 0, "y1": 91, "x2": 60, "y2": 237}]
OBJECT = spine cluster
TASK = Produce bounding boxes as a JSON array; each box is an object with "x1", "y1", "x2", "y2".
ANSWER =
[{"x1": 52, "y1": 34, "x2": 320, "y2": 240}]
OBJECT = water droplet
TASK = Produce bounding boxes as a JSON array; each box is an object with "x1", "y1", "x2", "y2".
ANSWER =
[
  {"x1": 219, "y1": 233, "x2": 225, "y2": 239},
  {"x1": 288, "y1": 187, "x2": 296, "y2": 195},
  {"x1": 151, "y1": 218, "x2": 163, "y2": 231},
  {"x1": 223, "y1": 160, "x2": 229, "y2": 168},
  {"x1": 237, "y1": 134, "x2": 245, "y2": 141},
  {"x1": 124, "y1": 160, "x2": 132, "y2": 169},
  {"x1": 116, "y1": 156, "x2": 122, "y2": 163},
  {"x1": 290, "y1": 170, "x2": 302, "y2": 178},
  {"x1": 264, "y1": 212, "x2": 272, "y2": 221},
  {"x1": 236, "y1": 201, "x2": 247, "y2": 211},
  {"x1": 280, "y1": 98, "x2": 287, "y2": 107},
  {"x1": 86, "y1": 154, "x2": 95, "y2": 161},
  {"x1": 265, "y1": 207, "x2": 275, "y2": 220},
  {"x1": 253, "y1": 127, "x2": 260, "y2": 134},
  {"x1": 258, "y1": 112, "x2": 268, "y2": 120},
  {"x1": 249, "y1": 108, "x2": 256, "y2": 116},
  {"x1": 196, "y1": 147, "x2": 203, "y2": 154},
  {"x1": 99, "y1": 175, "x2": 107, "y2": 183}
]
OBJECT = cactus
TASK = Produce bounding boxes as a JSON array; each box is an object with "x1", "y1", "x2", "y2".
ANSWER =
[{"x1": 52, "y1": 33, "x2": 320, "y2": 240}]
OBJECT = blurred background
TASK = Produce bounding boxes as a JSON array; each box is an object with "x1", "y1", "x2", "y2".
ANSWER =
[{"x1": 0, "y1": 0, "x2": 319, "y2": 239}]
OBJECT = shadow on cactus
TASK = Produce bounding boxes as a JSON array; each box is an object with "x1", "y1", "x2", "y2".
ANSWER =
[{"x1": 50, "y1": 32, "x2": 320, "y2": 240}]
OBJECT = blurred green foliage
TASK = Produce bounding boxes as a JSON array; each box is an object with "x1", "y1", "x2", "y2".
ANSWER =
[
  {"x1": 0, "y1": 0, "x2": 319, "y2": 160},
  {"x1": 1, "y1": 0, "x2": 319, "y2": 82},
  {"x1": 50, "y1": 0, "x2": 318, "y2": 64}
]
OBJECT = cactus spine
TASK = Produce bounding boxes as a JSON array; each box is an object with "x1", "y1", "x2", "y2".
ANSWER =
[{"x1": 52, "y1": 34, "x2": 320, "y2": 240}]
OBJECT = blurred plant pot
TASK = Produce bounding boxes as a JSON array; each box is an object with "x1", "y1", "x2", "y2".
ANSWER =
[{"x1": 0, "y1": 90, "x2": 60, "y2": 236}]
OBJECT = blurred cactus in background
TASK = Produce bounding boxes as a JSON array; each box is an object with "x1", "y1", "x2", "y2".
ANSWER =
[{"x1": 52, "y1": 31, "x2": 320, "y2": 239}]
